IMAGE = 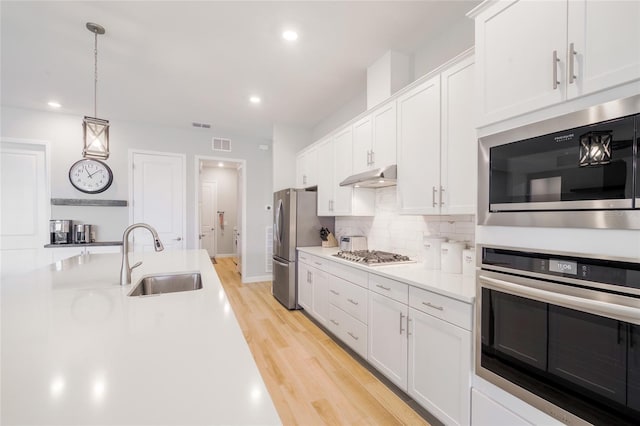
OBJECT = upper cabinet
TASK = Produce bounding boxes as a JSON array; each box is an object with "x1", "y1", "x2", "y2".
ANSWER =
[
  {"x1": 352, "y1": 101, "x2": 397, "y2": 175},
  {"x1": 473, "y1": 0, "x2": 640, "y2": 127},
  {"x1": 397, "y1": 54, "x2": 476, "y2": 216},
  {"x1": 296, "y1": 146, "x2": 318, "y2": 188},
  {"x1": 317, "y1": 126, "x2": 375, "y2": 217}
]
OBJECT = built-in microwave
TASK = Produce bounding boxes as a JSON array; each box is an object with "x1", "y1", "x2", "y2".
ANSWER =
[{"x1": 478, "y1": 94, "x2": 640, "y2": 229}]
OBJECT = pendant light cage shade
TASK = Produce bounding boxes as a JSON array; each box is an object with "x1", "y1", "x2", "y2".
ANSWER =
[
  {"x1": 83, "y1": 22, "x2": 110, "y2": 160},
  {"x1": 83, "y1": 116, "x2": 110, "y2": 159}
]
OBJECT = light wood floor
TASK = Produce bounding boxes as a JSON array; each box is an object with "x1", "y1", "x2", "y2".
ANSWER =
[{"x1": 214, "y1": 257, "x2": 431, "y2": 426}]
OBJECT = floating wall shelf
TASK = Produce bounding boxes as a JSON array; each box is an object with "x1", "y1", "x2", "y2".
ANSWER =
[{"x1": 51, "y1": 198, "x2": 128, "y2": 207}]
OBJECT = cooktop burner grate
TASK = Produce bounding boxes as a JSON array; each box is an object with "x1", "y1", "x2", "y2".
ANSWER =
[{"x1": 332, "y1": 250, "x2": 415, "y2": 266}]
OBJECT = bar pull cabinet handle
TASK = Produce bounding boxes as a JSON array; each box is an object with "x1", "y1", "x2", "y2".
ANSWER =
[
  {"x1": 347, "y1": 298, "x2": 359, "y2": 306},
  {"x1": 376, "y1": 284, "x2": 391, "y2": 291},
  {"x1": 400, "y1": 312, "x2": 405, "y2": 334},
  {"x1": 422, "y1": 301, "x2": 444, "y2": 311},
  {"x1": 569, "y1": 42, "x2": 577, "y2": 84},
  {"x1": 370, "y1": 150, "x2": 375, "y2": 166},
  {"x1": 408, "y1": 317, "x2": 413, "y2": 336},
  {"x1": 440, "y1": 186, "x2": 445, "y2": 207},
  {"x1": 432, "y1": 186, "x2": 438, "y2": 207},
  {"x1": 330, "y1": 289, "x2": 340, "y2": 296},
  {"x1": 347, "y1": 331, "x2": 359, "y2": 341},
  {"x1": 366, "y1": 150, "x2": 371, "y2": 166},
  {"x1": 552, "y1": 50, "x2": 560, "y2": 90},
  {"x1": 330, "y1": 319, "x2": 340, "y2": 326}
]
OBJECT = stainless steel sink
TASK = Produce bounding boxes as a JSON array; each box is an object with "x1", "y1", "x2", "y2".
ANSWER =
[{"x1": 128, "y1": 272, "x2": 203, "y2": 296}]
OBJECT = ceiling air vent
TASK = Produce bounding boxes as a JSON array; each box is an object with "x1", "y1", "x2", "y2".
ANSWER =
[{"x1": 212, "y1": 137, "x2": 231, "y2": 152}]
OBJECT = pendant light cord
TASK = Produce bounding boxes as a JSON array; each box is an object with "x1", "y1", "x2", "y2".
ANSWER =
[{"x1": 94, "y1": 31, "x2": 98, "y2": 118}]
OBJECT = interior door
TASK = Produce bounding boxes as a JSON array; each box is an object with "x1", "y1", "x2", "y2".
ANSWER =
[
  {"x1": 0, "y1": 143, "x2": 47, "y2": 250},
  {"x1": 131, "y1": 151, "x2": 185, "y2": 251},
  {"x1": 199, "y1": 181, "x2": 217, "y2": 257},
  {"x1": 236, "y1": 166, "x2": 243, "y2": 274}
]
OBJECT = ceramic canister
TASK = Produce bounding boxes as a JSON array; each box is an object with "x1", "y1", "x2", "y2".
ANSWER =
[
  {"x1": 462, "y1": 247, "x2": 476, "y2": 276},
  {"x1": 423, "y1": 236, "x2": 447, "y2": 270},
  {"x1": 441, "y1": 241, "x2": 466, "y2": 274}
]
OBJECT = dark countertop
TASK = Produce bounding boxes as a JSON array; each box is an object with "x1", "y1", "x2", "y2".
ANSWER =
[{"x1": 44, "y1": 241, "x2": 123, "y2": 248}]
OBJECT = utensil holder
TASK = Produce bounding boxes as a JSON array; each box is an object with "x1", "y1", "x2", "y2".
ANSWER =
[{"x1": 322, "y1": 232, "x2": 338, "y2": 248}]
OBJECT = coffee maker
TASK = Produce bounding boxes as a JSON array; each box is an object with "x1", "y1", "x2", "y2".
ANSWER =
[{"x1": 49, "y1": 220, "x2": 73, "y2": 244}]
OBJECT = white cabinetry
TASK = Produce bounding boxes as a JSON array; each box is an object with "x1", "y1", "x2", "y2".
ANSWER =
[
  {"x1": 473, "y1": 0, "x2": 640, "y2": 126},
  {"x1": 408, "y1": 286, "x2": 472, "y2": 426},
  {"x1": 471, "y1": 389, "x2": 532, "y2": 426},
  {"x1": 368, "y1": 275, "x2": 409, "y2": 390},
  {"x1": 296, "y1": 146, "x2": 318, "y2": 188},
  {"x1": 352, "y1": 101, "x2": 397, "y2": 174},
  {"x1": 397, "y1": 54, "x2": 475, "y2": 215},
  {"x1": 297, "y1": 253, "x2": 330, "y2": 326},
  {"x1": 317, "y1": 127, "x2": 375, "y2": 217}
]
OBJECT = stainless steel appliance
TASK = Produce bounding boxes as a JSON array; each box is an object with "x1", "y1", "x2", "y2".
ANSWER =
[
  {"x1": 272, "y1": 189, "x2": 334, "y2": 309},
  {"x1": 49, "y1": 219, "x2": 73, "y2": 244},
  {"x1": 73, "y1": 224, "x2": 94, "y2": 243},
  {"x1": 478, "y1": 94, "x2": 640, "y2": 229},
  {"x1": 339, "y1": 164, "x2": 397, "y2": 188},
  {"x1": 477, "y1": 245, "x2": 640, "y2": 425},
  {"x1": 333, "y1": 250, "x2": 415, "y2": 266},
  {"x1": 339, "y1": 236, "x2": 367, "y2": 251}
]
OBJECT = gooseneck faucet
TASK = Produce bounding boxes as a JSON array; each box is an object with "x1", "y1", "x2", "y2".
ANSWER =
[{"x1": 120, "y1": 223, "x2": 164, "y2": 286}]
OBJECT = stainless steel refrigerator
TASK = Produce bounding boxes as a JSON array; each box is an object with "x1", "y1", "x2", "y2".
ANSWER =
[{"x1": 272, "y1": 188, "x2": 334, "y2": 309}]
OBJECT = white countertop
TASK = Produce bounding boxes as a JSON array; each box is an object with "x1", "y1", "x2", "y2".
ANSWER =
[
  {"x1": 298, "y1": 246, "x2": 476, "y2": 303},
  {"x1": 1, "y1": 250, "x2": 280, "y2": 425}
]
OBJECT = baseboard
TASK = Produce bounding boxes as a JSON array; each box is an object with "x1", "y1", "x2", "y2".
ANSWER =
[{"x1": 242, "y1": 274, "x2": 272, "y2": 284}]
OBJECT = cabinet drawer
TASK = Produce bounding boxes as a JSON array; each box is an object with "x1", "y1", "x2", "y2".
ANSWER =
[
  {"x1": 298, "y1": 252, "x2": 326, "y2": 268},
  {"x1": 331, "y1": 261, "x2": 368, "y2": 288},
  {"x1": 329, "y1": 305, "x2": 368, "y2": 359},
  {"x1": 329, "y1": 276, "x2": 368, "y2": 324},
  {"x1": 409, "y1": 286, "x2": 472, "y2": 331},
  {"x1": 368, "y1": 274, "x2": 409, "y2": 304}
]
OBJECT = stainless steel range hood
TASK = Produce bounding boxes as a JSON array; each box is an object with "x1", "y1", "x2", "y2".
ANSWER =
[{"x1": 339, "y1": 164, "x2": 397, "y2": 188}]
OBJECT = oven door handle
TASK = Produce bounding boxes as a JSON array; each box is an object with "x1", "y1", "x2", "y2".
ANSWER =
[{"x1": 480, "y1": 274, "x2": 640, "y2": 324}]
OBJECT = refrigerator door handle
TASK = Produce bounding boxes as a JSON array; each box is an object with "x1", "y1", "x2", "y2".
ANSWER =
[
  {"x1": 275, "y1": 198, "x2": 284, "y2": 245},
  {"x1": 273, "y1": 258, "x2": 289, "y2": 268}
]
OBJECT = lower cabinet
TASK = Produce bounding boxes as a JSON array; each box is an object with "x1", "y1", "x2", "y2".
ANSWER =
[
  {"x1": 409, "y1": 307, "x2": 471, "y2": 426},
  {"x1": 297, "y1": 261, "x2": 313, "y2": 311},
  {"x1": 471, "y1": 389, "x2": 532, "y2": 426},
  {"x1": 368, "y1": 291, "x2": 409, "y2": 390},
  {"x1": 311, "y1": 267, "x2": 329, "y2": 326}
]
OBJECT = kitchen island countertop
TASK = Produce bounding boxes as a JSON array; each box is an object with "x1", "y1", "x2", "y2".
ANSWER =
[
  {"x1": 1, "y1": 250, "x2": 280, "y2": 425},
  {"x1": 298, "y1": 246, "x2": 475, "y2": 303}
]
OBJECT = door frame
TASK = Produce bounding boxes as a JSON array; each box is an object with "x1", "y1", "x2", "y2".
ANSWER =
[
  {"x1": 0, "y1": 137, "x2": 52, "y2": 248},
  {"x1": 128, "y1": 149, "x2": 187, "y2": 246},
  {"x1": 199, "y1": 180, "x2": 218, "y2": 257},
  {"x1": 193, "y1": 155, "x2": 246, "y2": 280}
]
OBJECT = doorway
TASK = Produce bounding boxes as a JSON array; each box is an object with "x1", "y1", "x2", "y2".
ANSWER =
[{"x1": 194, "y1": 156, "x2": 245, "y2": 278}]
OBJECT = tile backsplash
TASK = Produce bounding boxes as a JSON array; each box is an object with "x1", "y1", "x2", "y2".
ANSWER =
[{"x1": 335, "y1": 187, "x2": 475, "y2": 261}]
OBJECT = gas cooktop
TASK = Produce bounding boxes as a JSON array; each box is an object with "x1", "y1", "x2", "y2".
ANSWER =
[{"x1": 332, "y1": 250, "x2": 415, "y2": 266}]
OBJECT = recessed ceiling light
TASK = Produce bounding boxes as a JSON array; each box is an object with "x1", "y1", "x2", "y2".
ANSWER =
[
  {"x1": 249, "y1": 96, "x2": 261, "y2": 104},
  {"x1": 218, "y1": 162, "x2": 224, "y2": 167},
  {"x1": 48, "y1": 101, "x2": 62, "y2": 108},
  {"x1": 282, "y1": 30, "x2": 298, "y2": 41}
]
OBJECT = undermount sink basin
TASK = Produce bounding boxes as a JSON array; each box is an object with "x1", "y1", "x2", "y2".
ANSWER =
[{"x1": 128, "y1": 272, "x2": 203, "y2": 296}]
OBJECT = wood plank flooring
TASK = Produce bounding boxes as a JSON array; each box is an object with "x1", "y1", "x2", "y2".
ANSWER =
[{"x1": 213, "y1": 257, "x2": 431, "y2": 426}]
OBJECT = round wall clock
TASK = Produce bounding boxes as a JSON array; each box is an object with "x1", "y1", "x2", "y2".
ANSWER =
[{"x1": 69, "y1": 158, "x2": 113, "y2": 194}]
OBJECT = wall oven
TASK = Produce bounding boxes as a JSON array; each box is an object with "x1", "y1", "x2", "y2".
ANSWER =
[
  {"x1": 478, "y1": 94, "x2": 640, "y2": 229},
  {"x1": 477, "y1": 245, "x2": 640, "y2": 425}
]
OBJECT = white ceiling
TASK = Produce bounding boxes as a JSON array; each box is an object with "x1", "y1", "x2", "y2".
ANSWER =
[{"x1": 1, "y1": 1, "x2": 478, "y2": 140}]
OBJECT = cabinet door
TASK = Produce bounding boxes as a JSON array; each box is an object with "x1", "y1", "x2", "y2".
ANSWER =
[
  {"x1": 408, "y1": 308, "x2": 471, "y2": 426},
  {"x1": 333, "y1": 127, "x2": 354, "y2": 215},
  {"x1": 311, "y1": 267, "x2": 329, "y2": 326},
  {"x1": 441, "y1": 56, "x2": 476, "y2": 215},
  {"x1": 352, "y1": 115, "x2": 372, "y2": 174},
  {"x1": 316, "y1": 140, "x2": 334, "y2": 216},
  {"x1": 371, "y1": 101, "x2": 396, "y2": 169},
  {"x1": 475, "y1": 0, "x2": 566, "y2": 125},
  {"x1": 295, "y1": 153, "x2": 305, "y2": 188},
  {"x1": 567, "y1": 1, "x2": 640, "y2": 99},
  {"x1": 397, "y1": 75, "x2": 441, "y2": 214},
  {"x1": 297, "y1": 148, "x2": 318, "y2": 188},
  {"x1": 297, "y1": 262, "x2": 312, "y2": 311},
  {"x1": 368, "y1": 292, "x2": 408, "y2": 390}
]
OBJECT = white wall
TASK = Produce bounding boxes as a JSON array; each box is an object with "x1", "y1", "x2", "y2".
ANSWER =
[
  {"x1": 201, "y1": 166, "x2": 238, "y2": 255},
  {"x1": 311, "y1": 91, "x2": 367, "y2": 142},
  {"x1": 1, "y1": 106, "x2": 273, "y2": 280},
  {"x1": 272, "y1": 124, "x2": 311, "y2": 191}
]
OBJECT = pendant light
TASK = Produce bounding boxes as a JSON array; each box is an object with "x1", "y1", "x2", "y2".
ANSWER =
[{"x1": 82, "y1": 22, "x2": 109, "y2": 160}]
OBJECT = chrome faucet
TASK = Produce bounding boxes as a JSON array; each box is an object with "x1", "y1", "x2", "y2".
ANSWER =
[{"x1": 120, "y1": 223, "x2": 164, "y2": 286}]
